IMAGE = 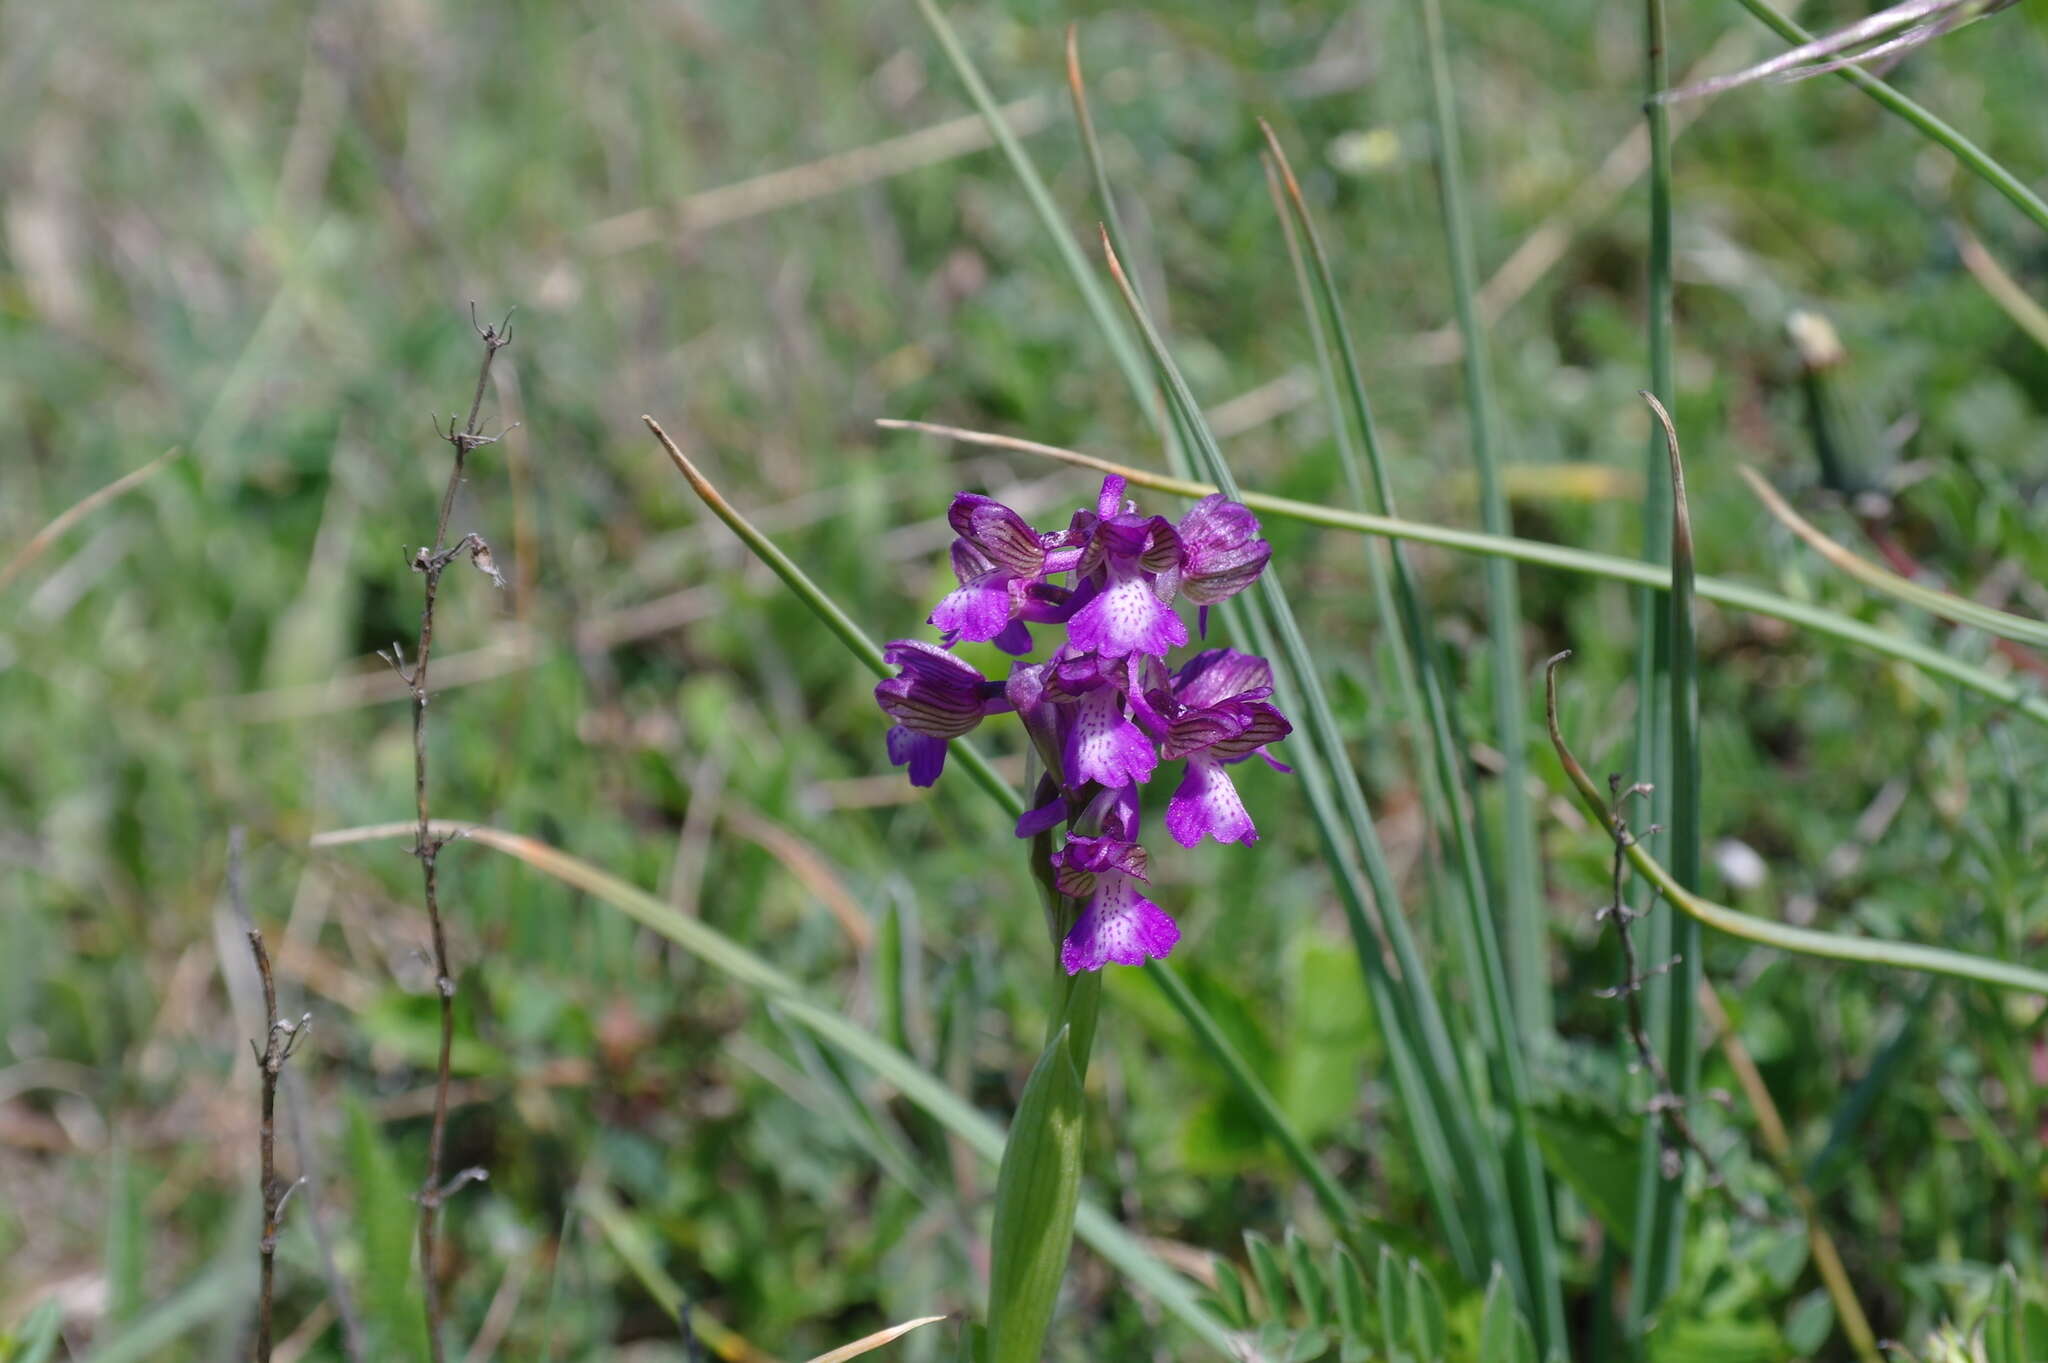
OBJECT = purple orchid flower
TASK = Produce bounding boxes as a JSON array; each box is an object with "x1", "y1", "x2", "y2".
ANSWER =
[
  {"x1": 1175, "y1": 494, "x2": 1271, "y2": 636},
  {"x1": 1053, "y1": 833, "x2": 1179, "y2": 972},
  {"x1": 929, "y1": 493, "x2": 1084, "y2": 656},
  {"x1": 1065, "y1": 477, "x2": 1190, "y2": 661},
  {"x1": 1152, "y1": 649, "x2": 1291, "y2": 847},
  {"x1": 874, "y1": 639, "x2": 1011, "y2": 787},
  {"x1": 874, "y1": 471, "x2": 1289, "y2": 971}
]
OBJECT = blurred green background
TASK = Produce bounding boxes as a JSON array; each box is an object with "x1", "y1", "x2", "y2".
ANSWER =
[{"x1": 4, "y1": 0, "x2": 2048, "y2": 1358}]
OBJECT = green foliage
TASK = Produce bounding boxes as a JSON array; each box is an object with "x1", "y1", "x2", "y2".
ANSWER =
[
  {"x1": 985, "y1": 1025, "x2": 1086, "y2": 1363},
  {"x1": 1201, "y1": 1233, "x2": 1541, "y2": 1363},
  {"x1": 9, "y1": 0, "x2": 2048, "y2": 1358}
]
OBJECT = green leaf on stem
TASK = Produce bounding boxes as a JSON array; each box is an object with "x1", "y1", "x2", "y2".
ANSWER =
[{"x1": 985, "y1": 1025, "x2": 1086, "y2": 1363}]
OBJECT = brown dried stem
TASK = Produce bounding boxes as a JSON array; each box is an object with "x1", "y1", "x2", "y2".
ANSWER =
[
  {"x1": 1546, "y1": 654, "x2": 1769, "y2": 1223},
  {"x1": 234, "y1": 829, "x2": 310, "y2": 1363},
  {"x1": 388, "y1": 307, "x2": 512, "y2": 1363}
]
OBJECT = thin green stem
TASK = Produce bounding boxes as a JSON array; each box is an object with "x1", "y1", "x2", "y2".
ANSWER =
[
  {"x1": 1545, "y1": 660, "x2": 2048, "y2": 995},
  {"x1": 1728, "y1": 0, "x2": 2048, "y2": 235},
  {"x1": 1416, "y1": 0, "x2": 1547, "y2": 1041},
  {"x1": 1631, "y1": 0, "x2": 1688, "y2": 1326},
  {"x1": 878, "y1": 423, "x2": 2048, "y2": 735},
  {"x1": 1149, "y1": 961, "x2": 1361, "y2": 1248}
]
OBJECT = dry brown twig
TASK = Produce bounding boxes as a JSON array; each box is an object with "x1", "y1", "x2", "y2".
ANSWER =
[
  {"x1": 233, "y1": 828, "x2": 311, "y2": 1363},
  {"x1": 377, "y1": 306, "x2": 514, "y2": 1362},
  {"x1": 1584, "y1": 746, "x2": 1770, "y2": 1224}
]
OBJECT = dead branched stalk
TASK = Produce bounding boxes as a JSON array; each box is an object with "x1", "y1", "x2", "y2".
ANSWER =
[
  {"x1": 379, "y1": 306, "x2": 513, "y2": 1361},
  {"x1": 234, "y1": 828, "x2": 311, "y2": 1363},
  {"x1": 1548, "y1": 655, "x2": 1769, "y2": 1223}
]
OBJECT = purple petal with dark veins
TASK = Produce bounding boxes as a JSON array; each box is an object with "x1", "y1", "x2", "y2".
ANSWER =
[
  {"x1": 886, "y1": 726, "x2": 948, "y2": 787},
  {"x1": 1060, "y1": 872, "x2": 1179, "y2": 973},
  {"x1": 1178, "y1": 495, "x2": 1270, "y2": 604},
  {"x1": 1166, "y1": 755, "x2": 1257, "y2": 846},
  {"x1": 948, "y1": 493, "x2": 1046, "y2": 577},
  {"x1": 1205, "y1": 703, "x2": 1290, "y2": 761},
  {"x1": 1066, "y1": 568, "x2": 1189, "y2": 660},
  {"x1": 1172, "y1": 649, "x2": 1275, "y2": 708},
  {"x1": 1064, "y1": 687, "x2": 1159, "y2": 789}
]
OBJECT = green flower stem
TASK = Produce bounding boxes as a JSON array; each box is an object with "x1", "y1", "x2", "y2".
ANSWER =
[
  {"x1": 1415, "y1": 0, "x2": 1547, "y2": 1041},
  {"x1": 1544, "y1": 658, "x2": 2048, "y2": 995}
]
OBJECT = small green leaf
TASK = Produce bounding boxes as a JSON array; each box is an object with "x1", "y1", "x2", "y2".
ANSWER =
[
  {"x1": 1331, "y1": 1245, "x2": 1368, "y2": 1342},
  {"x1": 1248, "y1": 1233, "x2": 1290, "y2": 1322},
  {"x1": 1480, "y1": 1264, "x2": 1517, "y2": 1359},
  {"x1": 986, "y1": 1025, "x2": 1086, "y2": 1363},
  {"x1": 1531, "y1": 1100, "x2": 1642, "y2": 1254},
  {"x1": 1288, "y1": 1229, "x2": 1330, "y2": 1327},
  {"x1": 1784, "y1": 1289, "x2": 1835, "y2": 1356},
  {"x1": 343, "y1": 1098, "x2": 431, "y2": 1363},
  {"x1": 1209, "y1": 1259, "x2": 1253, "y2": 1331},
  {"x1": 1406, "y1": 1260, "x2": 1446, "y2": 1360},
  {"x1": 1378, "y1": 1248, "x2": 1409, "y2": 1360}
]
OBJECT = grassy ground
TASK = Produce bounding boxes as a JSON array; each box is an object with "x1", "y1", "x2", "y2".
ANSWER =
[{"x1": 5, "y1": 0, "x2": 2048, "y2": 1359}]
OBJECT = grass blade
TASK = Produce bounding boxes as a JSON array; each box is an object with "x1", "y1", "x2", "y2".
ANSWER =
[
  {"x1": 1726, "y1": 0, "x2": 2048, "y2": 235},
  {"x1": 877, "y1": 423, "x2": 2048, "y2": 732},
  {"x1": 1543, "y1": 657, "x2": 2048, "y2": 993},
  {"x1": 1094, "y1": 229, "x2": 1565, "y2": 1350},
  {"x1": 1413, "y1": 0, "x2": 1547, "y2": 1041},
  {"x1": 316, "y1": 820, "x2": 1236, "y2": 1355},
  {"x1": 0, "y1": 447, "x2": 183, "y2": 596},
  {"x1": 1148, "y1": 960, "x2": 1360, "y2": 1246},
  {"x1": 803, "y1": 1316, "x2": 950, "y2": 1363},
  {"x1": 1740, "y1": 465, "x2": 2048, "y2": 647},
  {"x1": 1635, "y1": 393, "x2": 1702, "y2": 1320},
  {"x1": 1626, "y1": 0, "x2": 1685, "y2": 1329}
]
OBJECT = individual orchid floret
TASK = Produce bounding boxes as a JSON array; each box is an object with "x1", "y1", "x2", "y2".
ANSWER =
[
  {"x1": 928, "y1": 493, "x2": 1083, "y2": 656},
  {"x1": 1175, "y1": 495, "x2": 1271, "y2": 634},
  {"x1": 875, "y1": 639, "x2": 1011, "y2": 787},
  {"x1": 1155, "y1": 649, "x2": 1292, "y2": 847},
  {"x1": 1054, "y1": 656, "x2": 1157, "y2": 791},
  {"x1": 1052, "y1": 833, "x2": 1179, "y2": 973},
  {"x1": 1066, "y1": 495, "x2": 1188, "y2": 661}
]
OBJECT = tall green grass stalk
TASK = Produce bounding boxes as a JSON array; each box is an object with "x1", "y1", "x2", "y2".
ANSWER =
[
  {"x1": 1628, "y1": 0, "x2": 1695, "y2": 1328},
  {"x1": 1094, "y1": 234, "x2": 1568, "y2": 1353},
  {"x1": 1726, "y1": 0, "x2": 2048, "y2": 236},
  {"x1": 1414, "y1": 0, "x2": 1548, "y2": 1042}
]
